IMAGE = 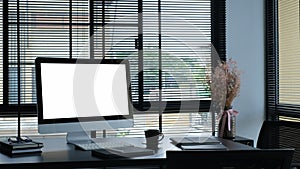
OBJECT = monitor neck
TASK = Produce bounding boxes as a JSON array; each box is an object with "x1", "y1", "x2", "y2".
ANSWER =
[{"x1": 66, "y1": 131, "x2": 95, "y2": 144}]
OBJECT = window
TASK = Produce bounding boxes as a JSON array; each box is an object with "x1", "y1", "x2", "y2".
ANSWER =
[
  {"x1": 1, "y1": 0, "x2": 226, "y2": 136},
  {"x1": 266, "y1": 0, "x2": 300, "y2": 120}
]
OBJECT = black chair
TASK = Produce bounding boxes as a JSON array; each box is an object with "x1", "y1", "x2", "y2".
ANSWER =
[
  {"x1": 257, "y1": 120, "x2": 300, "y2": 167},
  {"x1": 166, "y1": 149, "x2": 294, "y2": 169}
]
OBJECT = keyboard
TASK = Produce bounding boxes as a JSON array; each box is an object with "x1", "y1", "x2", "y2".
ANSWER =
[{"x1": 74, "y1": 141, "x2": 134, "y2": 151}]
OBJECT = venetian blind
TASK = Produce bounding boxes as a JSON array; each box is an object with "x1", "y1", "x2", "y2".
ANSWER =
[
  {"x1": 278, "y1": 0, "x2": 300, "y2": 106},
  {"x1": 266, "y1": 0, "x2": 300, "y2": 119},
  {"x1": 102, "y1": 0, "x2": 213, "y2": 113},
  {"x1": 278, "y1": 0, "x2": 300, "y2": 118},
  {"x1": 1, "y1": 0, "x2": 225, "y2": 136}
]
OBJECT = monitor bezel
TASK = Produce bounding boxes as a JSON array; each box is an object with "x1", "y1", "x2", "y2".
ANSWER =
[{"x1": 35, "y1": 57, "x2": 134, "y2": 126}]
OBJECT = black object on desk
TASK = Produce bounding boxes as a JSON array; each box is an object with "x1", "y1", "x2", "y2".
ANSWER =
[{"x1": 0, "y1": 138, "x2": 43, "y2": 157}]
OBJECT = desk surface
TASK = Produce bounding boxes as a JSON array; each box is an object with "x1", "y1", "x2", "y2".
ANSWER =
[{"x1": 0, "y1": 136, "x2": 255, "y2": 169}]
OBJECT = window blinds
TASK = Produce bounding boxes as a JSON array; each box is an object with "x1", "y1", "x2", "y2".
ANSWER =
[
  {"x1": 278, "y1": 0, "x2": 300, "y2": 106},
  {"x1": 102, "y1": 0, "x2": 213, "y2": 113},
  {"x1": 5, "y1": 0, "x2": 214, "y2": 113},
  {"x1": 266, "y1": 0, "x2": 300, "y2": 119},
  {"x1": 1, "y1": 0, "x2": 226, "y2": 136}
]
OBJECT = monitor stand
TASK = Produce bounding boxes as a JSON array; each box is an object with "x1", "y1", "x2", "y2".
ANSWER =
[{"x1": 66, "y1": 131, "x2": 95, "y2": 145}]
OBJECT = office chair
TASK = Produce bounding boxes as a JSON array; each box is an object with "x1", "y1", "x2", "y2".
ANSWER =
[
  {"x1": 257, "y1": 120, "x2": 300, "y2": 167},
  {"x1": 166, "y1": 149, "x2": 294, "y2": 169}
]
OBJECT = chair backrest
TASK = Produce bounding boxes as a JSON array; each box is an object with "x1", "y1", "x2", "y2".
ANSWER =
[
  {"x1": 257, "y1": 120, "x2": 300, "y2": 166},
  {"x1": 166, "y1": 149, "x2": 294, "y2": 169}
]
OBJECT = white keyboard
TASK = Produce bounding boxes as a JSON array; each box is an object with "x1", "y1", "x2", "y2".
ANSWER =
[{"x1": 74, "y1": 141, "x2": 134, "y2": 151}]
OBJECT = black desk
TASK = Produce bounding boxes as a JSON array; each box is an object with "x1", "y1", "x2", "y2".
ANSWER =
[{"x1": 0, "y1": 136, "x2": 255, "y2": 169}]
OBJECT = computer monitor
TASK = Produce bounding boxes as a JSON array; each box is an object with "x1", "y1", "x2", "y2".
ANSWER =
[{"x1": 35, "y1": 57, "x2": 134, "y2": 143}]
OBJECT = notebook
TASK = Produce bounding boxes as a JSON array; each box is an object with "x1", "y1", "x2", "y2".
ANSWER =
[
  {"x1": 170, "y1": 136, "x2": 221, "y2": 147},
  {"x1": 180, "y1": 143, "x2": 228, "y2": 150},
  {"x1": 170, "y1": 136, "x2": 228, "y2": 150}
]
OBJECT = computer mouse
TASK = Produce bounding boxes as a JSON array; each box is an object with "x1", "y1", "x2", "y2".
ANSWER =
[
  {"x1": 8, "y1": 137, "x2": 19, "y2": 143},
  {"x1": 20, "y1": 136, "x2": 32, "y2": 142}
]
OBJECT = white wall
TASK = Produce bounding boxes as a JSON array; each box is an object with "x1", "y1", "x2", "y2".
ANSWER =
[{"x1": 226, "y1": 0, "x2": 265, "y2": 145}]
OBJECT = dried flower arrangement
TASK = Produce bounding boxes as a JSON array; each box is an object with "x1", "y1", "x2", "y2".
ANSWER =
[
  {"x1": 207, "y1": 58, "x2": 242, "y2": 138},
  {"x1": 208, "y1": 58, "x2": 241, "y2": 112},
  {"x1": 222, "y1": 58, "x2": 241, "y2": 109}
]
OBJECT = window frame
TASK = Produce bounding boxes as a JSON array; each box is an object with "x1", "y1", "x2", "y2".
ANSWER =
[{"x1": 1, "y1": 0, "x2": 226, "y2": 117}]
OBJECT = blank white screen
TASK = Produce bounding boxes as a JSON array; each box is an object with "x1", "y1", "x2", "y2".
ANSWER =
[{"x1": 41, "y1": 63, "x2": 130, "y2": 119}]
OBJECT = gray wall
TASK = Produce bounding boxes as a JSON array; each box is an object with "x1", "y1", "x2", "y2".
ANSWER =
[{"x1": 226, "y1": 0, "x2": 265, "y2": 145}]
